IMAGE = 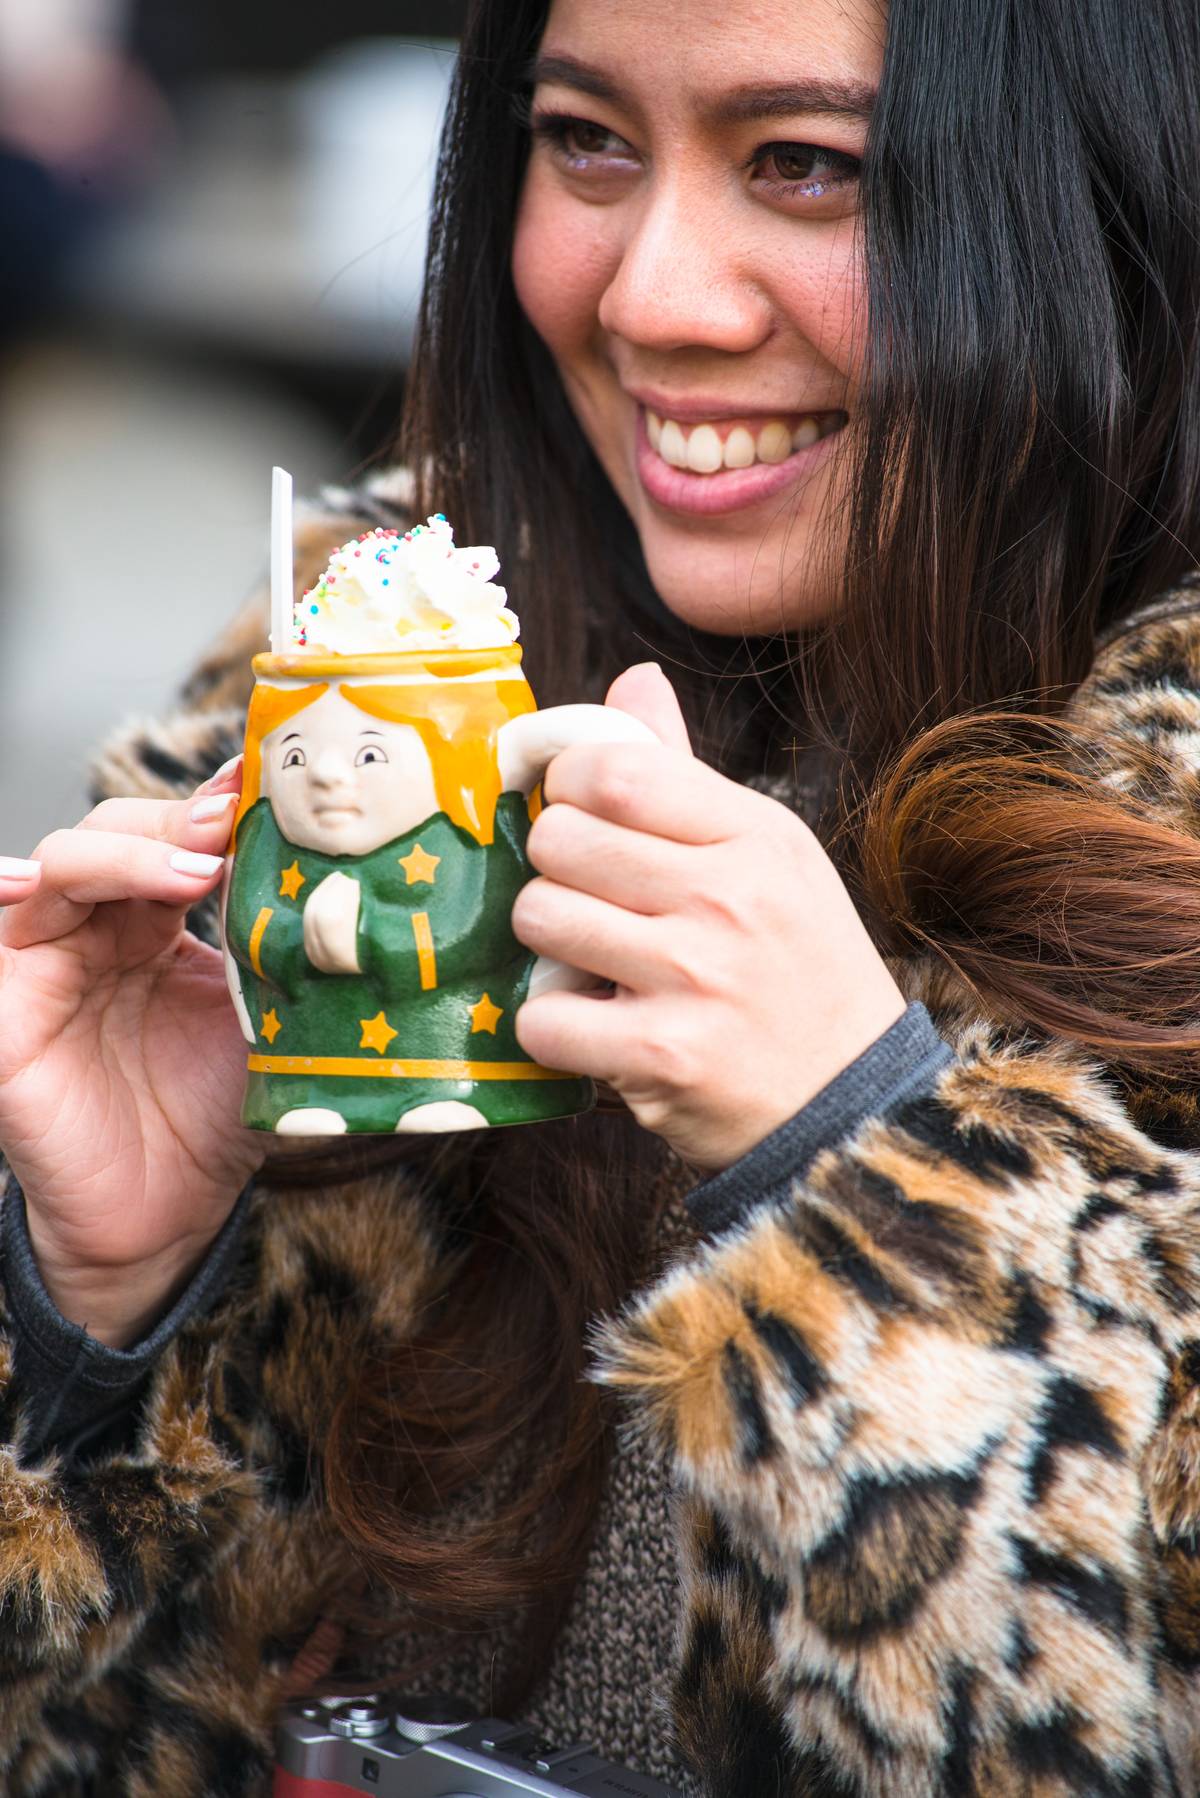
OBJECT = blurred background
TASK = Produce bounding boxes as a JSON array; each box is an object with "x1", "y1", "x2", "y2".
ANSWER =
[{"x1": 0, "y1": 0, "x2": 467, "y2": 847}]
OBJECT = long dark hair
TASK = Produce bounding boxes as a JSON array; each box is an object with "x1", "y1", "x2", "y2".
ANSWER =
[{"x1": 315, "y1": 0, "x2": 1200, "y2": 1710}]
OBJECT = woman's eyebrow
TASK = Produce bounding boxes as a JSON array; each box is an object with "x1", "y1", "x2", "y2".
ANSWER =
[
  {"x1": 526, "y1": 53, "x2": 875, "y2": 127},
  {"x1": 527, "y1": 53, "x2": 621, "y2": 105},
  {"x1": 711, "y1": 80, "x2": 877, "y2": 126}
]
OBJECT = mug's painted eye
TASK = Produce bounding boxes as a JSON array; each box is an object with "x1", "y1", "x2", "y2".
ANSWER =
[
  {"x1": 282, "y1": 747, "x2": 306, "y2": 769},
  {"x1": 355, "y1": 745, "x2": 389, "y2": 766}
]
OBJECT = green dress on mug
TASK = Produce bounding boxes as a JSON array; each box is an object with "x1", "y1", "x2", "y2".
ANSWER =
[{"x1": 224, "y1": 794, "x2": 593, "y2": 1130}]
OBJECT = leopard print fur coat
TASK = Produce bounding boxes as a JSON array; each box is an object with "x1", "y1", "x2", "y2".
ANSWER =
[{"x1": 2, "y1": 476, "x2": 1200, "y2": 1795}]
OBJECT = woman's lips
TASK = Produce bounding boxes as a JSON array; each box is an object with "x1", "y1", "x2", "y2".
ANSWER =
[{"x1": 633, "y1": 407, "x2": 846, "y2": 518}]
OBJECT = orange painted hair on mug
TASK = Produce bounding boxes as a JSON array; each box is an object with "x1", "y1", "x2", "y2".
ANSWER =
[
  {"x1": 345, "y1": 677, "x2": 535, "y2": 845},
  {"x1": 235, "y1": 675, "x2": 537, "y2": 848},
  {"x1": 232, "y1": 680, "x2": 328, "y2": 845}
]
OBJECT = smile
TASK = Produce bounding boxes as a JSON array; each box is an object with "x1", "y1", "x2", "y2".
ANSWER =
[
  {"x1": 633, "y1": 405, "x2": 848, "y2": 518},
  {"x1": 647, "y1": 409, "x2": 845, "y2": 473}
]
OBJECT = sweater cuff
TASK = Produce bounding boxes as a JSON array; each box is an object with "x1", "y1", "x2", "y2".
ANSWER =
[
  {"x1": 685, "y1": 1000, "x2": 954, "y2": 1238},
  {"x1": 1, "y1": 1171, "x2": 254, "y2": 1458}
]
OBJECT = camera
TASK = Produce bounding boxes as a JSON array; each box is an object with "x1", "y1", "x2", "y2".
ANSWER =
[{"x1": 274, "y1": 1692, "x2": 685, "y2": 1796}]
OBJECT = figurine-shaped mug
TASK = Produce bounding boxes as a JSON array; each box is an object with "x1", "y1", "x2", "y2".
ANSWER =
[{"x1": 219, "y1": 643, "x2": 656, "y2": 1134}]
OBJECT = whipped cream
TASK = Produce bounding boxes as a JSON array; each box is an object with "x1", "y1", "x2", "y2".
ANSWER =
[{"x1": 294, "y1": 515, "x2": 520, "y2": 654}]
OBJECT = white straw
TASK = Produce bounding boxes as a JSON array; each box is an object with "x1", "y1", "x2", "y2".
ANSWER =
[{"x1": 270, "y1": 465, "x2": 294, "y2": 653}]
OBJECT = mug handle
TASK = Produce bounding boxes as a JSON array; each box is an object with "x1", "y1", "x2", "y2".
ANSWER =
[{"x1": 496, "y1": 703, "x2": 660, "y2": 1000}]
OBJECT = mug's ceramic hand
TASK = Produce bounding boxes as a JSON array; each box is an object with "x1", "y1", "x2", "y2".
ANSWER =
[
  {"x1": 512, "y1": 664, "x2": 908, "y2": 1173},
  {"x1": 501, "y1": 701, "x2": 665, "y2": 1006},
  {"x1": 303, "y1": 871, "x2": 362, "y2": 975},
  {"x1": 497, "y1": 705, "x2": 657, "y2": 794}
]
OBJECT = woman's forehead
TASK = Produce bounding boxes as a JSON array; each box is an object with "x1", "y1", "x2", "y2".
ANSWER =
[{"x1": 536, "y1": 0, "x2": 885, "y2": 106}]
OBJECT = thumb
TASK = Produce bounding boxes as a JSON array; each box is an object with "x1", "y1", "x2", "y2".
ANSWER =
[{"x1": 604, "y1": 663, "x2": 693, "y2": 755}]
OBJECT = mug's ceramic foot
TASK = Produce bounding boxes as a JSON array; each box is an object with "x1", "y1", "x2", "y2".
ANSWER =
[
  {"x1": 275, "y1": 1107, "x2": 348, "y2": 1135},
  {"x1": 395, "y1": 1100, "x2": 490, "y2": 1133}
]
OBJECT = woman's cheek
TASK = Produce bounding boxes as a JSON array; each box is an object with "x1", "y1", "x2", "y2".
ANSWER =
[
  {"x1": 512, "y1": 167, "x2": 622, "y2": 357},
  {"x1": 795, "y1": 226, "x2": 867, "y2": 388}
]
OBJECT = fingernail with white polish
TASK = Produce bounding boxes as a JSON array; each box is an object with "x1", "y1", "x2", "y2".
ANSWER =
[
  {"x1": 0, "y1": 856, "x2": 39, "y2": 879},
  {"x1": 196, "y1": 753, "x2": 243, "y2": 792},
  {"x1": 189, "y1": 792, "x2": 238, "y2": 823},
  {"x1": 170, "y1": 850, "x2": 224, "y2": 878}
]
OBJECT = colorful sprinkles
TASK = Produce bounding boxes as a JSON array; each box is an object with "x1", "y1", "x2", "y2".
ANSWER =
[{"x1": 288, "y1": 515, "x2": 518, "y2": 654}]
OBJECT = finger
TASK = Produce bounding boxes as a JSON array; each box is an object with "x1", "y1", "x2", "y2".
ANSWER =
[
  {"x1": 78, "y1": 790, "x2": 241, "y2": 848},
  {"x1": 0, "y1": 858, "x2": 43, "y2": 905},
  {"x1": 515, "y1": 985, "x2": 633, "y2": 1080},
  {"x1": 525, "y1": 800, "x2": 696, "y2": 915},
  {"x1": 604, "y1": 663, "x2": 693, "y2": 754},
  {"x1": 541, "y1": 739, "x2": 756, "y2": 844},
  {"x1": 0, "y1": 829, "x2": 226, "y2": 951},
  {"x1": 512, "y1": 875, "x2": 679, "y2": 992},
  {"x1": 194, "y1": 752, "x2": 244, "y2": 795}
]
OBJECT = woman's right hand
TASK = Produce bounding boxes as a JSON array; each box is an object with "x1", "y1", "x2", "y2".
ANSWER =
[{"x1": 0, "y1": 758, "x2": 266, "y2": 1347}]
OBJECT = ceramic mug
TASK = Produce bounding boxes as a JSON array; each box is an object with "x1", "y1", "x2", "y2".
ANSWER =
[{"x1": 219, "y1": 642, "x2": 656, "y2": 1134}]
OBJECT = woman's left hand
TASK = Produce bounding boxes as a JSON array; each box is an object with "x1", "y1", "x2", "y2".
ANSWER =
[{"x1": 512, "y1": 663, "x2": 908, "y2": 1173}]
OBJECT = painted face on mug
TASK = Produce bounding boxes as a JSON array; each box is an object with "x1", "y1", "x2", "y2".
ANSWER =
[
  {"x1": 512, "y1": 0, "x2": 883, "y2": 635},
  {"x1": 261, "y1": 687, "x2": 439, "y2": 855}
]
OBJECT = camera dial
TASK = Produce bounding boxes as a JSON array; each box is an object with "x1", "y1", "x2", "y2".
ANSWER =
[
  {"x1": 328, "y1": 1699, "x2": 389, "y2": 1739},
  {"x1": 392, "y1": 1693, "x2": 477, "y2": 1744}
]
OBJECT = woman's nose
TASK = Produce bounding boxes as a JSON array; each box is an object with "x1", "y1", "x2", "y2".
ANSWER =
[{"x1": 597, "y1": 178, "x2": 772, "y2": 355}]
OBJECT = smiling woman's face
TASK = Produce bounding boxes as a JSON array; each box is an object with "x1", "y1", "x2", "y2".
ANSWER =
[{"x1": 512, "y1": 0, "x2": 883, "y2": 636}]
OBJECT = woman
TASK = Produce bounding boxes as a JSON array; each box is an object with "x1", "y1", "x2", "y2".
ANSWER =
[{"x1": 1, "y1": 0, "x2": 1198, "y2": 1789}]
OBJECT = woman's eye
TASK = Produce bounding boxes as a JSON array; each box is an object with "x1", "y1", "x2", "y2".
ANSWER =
[
  {"x1": 752, "y1": 141, "x2": 861, "y2": 207},
  {"x1": 563, "y1": 118, "x2": 620, "y2": 155},
  {"x1": 282, "y1": 748, "x2": 306, "y2": 769},
  {"x1": 530, "y1": 110, "x2": 639, "y2": 176},
  {"x1": 355, "y1": 745, "x2": 388, "y2": 767}
]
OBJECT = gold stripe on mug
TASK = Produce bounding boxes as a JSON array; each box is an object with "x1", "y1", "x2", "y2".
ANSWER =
[
  {"x1": 249, "y1": 907, "x2": 274, "y2": 978},
  {"x1": 246, "y1": 1054, "x2": 576, "y2": 1080},
  {"x1": 411, "y1": 911, "x2": 437, "y2": 990}
]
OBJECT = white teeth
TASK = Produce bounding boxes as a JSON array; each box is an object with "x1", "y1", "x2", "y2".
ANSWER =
[
  {"x1": 645, "y1": 409, "x2": 843, "y2": 473},
  {"x1": 686, "y1": 423, "x2": 723, "y2": 474},
  {"x1": 659, "y1": 419, "x2": 689, "y2": 469},
  {"x1": 722, "y1": 426, "x2": 756, "y2": 469},
  {"x1": 756, "y1": 421, "x2": 793, "y2": 465}
]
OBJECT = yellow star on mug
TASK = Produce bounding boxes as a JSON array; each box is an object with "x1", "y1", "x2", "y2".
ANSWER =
[
  {"x1": 260, "y1": 1009, "x2": 282, "y2": 1045},
  {"x1": 469, "y1": 992, "x2": 504, "y2": 1035},
  {"x1": 278, "y1": 861, "x2": 306, "y2": 900},
  {"x1": 398, "y1": 842, "x2": 440, "y2": 886},
  {"x1": 360, "y1": 1010, "x2": 399, "y2": 1054}
]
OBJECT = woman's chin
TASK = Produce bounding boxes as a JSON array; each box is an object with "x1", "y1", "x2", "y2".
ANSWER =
[
  {"x1": 619, "y1": 458, "x2": 842, "y2": 638},
  {"x1": 638, "y1": 533, "x2": 832, "y2": 638}
]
